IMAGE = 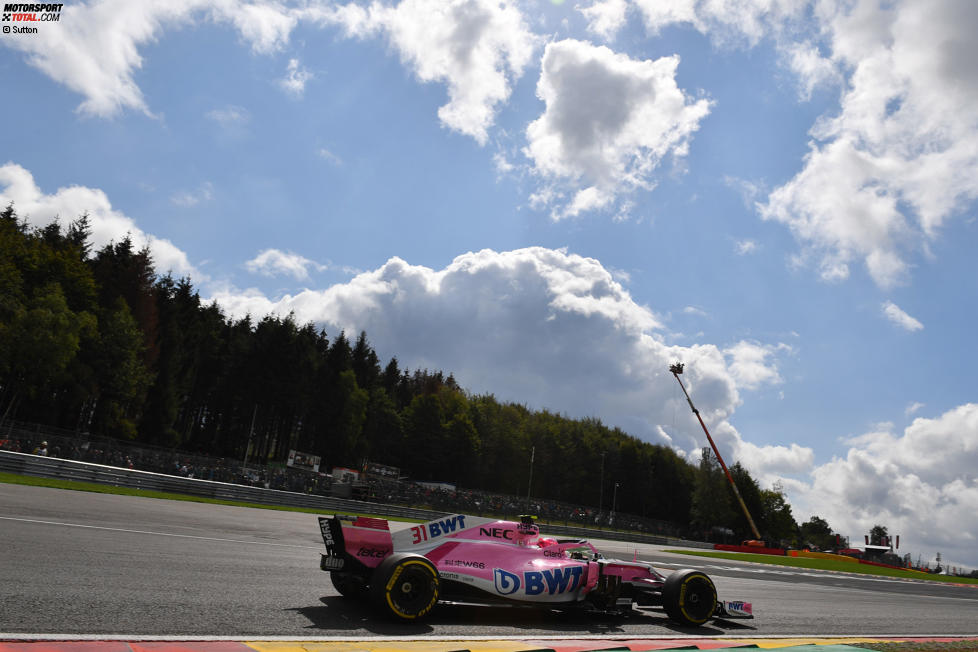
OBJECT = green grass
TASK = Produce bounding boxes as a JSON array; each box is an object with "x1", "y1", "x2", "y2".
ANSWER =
[
  {"x1": 664, "y1": 549, "x2": 978, "y2": 585},
  {"x1": 0, "y1": 471, "x2": 398, "y2": 520}
]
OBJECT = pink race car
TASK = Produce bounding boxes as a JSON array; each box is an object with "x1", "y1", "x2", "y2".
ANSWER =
[{"x1": 318, "y1": 513, "x2": 753, "y2": 626}]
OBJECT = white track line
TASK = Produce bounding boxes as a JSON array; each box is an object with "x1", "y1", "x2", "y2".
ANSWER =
[{"x1": 0, "y1": 515, "x2": 319, "y2": 550}]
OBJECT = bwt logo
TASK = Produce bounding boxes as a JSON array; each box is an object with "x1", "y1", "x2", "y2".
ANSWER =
[
  {"x1": 493, "y1": 566, "x2": 584, "y2": 596},
  {"x1": 409, "y1": 515, "x2": 466, "y2": 544}
]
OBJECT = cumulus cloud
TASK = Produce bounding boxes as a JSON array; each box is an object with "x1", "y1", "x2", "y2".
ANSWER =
[
  {"x1": 788, "y1": 404, "x2": 978, "y2": 568},
  {"x1": 761, "y1": 0, "x2": 978, "y2": 288},
  {"x1": 630, "y1": 0, "x2": 804, "y2": 45},
  {"x1": 579, "y1": 0, "x2": 629, "y2": 41},
  {"x1": 882, "y1": 301, "x2": 923, "y2": 332},
  {"x1": 280, "y1": 58, "x2": 313, "y2": 97},
  {"x1": 0, "y1": 162, "x2": 197, "y2": 279},
  {"x1": 735, "y1": 239, "x2": 758, "y2": 255},
  {"x1": 312, "y1": 0, "x2": 538, "y2": 144},
  {"x1": 206, "y1": 105, "x2": 250, "y2": 126},
  {"x1": 723, "y1": 340, "x2": 791, "y2": 391},
  {"x1": 170, "y1": 181, "x2": 214, "y2": 207},
  {"x1": 317, "y1": 148, "x2": 343, "y2": 165},
  {"x1": 608, "y1": 1, "x2": 977, "y2": 289},
  {"x1": 2, "y1": 0, "x2": 533, "y2": 142},
  {"x1": 245, "y1": 249, "x2": 326, "y2": 281},
  {"x1": 1, "y1": 0, "x2": 300, "y2": 118},
  {"x1": 905, "y1": 401, "x2": 924, "y2": 417},
  {"x1": 524, "y1": 40, "x2": 712, "y2": 219},
  {"x1": 207, "y1": 246, "x2": 800, "y2": 468}
]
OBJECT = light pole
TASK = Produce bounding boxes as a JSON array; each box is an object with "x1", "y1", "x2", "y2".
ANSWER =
[
  {"x1": 598, "y1": 451, "x2": 606, "y2": 520},
  {"x1": 611, "y1": 482, "x2": 620, "y2": 525}
]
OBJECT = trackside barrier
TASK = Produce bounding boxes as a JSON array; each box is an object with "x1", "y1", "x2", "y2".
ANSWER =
[
  {"x1": 715, "y1": 543, "x2": 786, "y2": 556},
  {"x1": 0, "y1": 450, "x2": 447, "y2": 521},
  {"x1": 0, "y1": 450, "x2": 712, "y2": 549},
  {"x1": 790, "y1": 550, "x2": 859, "y2": 563}
]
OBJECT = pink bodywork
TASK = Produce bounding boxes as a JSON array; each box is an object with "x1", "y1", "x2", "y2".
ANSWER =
[{"x1": 339, "y1": 514, "x2": 664, "y2": 604}]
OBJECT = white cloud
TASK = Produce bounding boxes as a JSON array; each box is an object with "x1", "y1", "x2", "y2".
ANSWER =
[
  {"x1": 735, "y1": 239, "x2": 758, "y2": 255},
  {"x1": 630, "y1": 0, "x2": 805, "y2": 46},
  {"x1": 280, "y1": 58, "x2": 312, "y2": 97},
  {"x1": 784, "y1": 40, "x2": 841, "y2": 101},
  {"x1": 524, "y1": 40, "x2": 712, "y2": 219},
  {"x1": 787, "y1": 403, "x2": 978, "y2": 569},
  {"x1": 0, "y1": 162, "x2": 198, "y2": 279},
  {"x1": 761, "y1": 0, "x2": 978, "y2": 289},
  {"x1": 170, "y1": 181, "x2": 213, "y2": 207},
  {"x1": 206, "y1": 105, "x2": 250, "y2": 126},
  {"x1": 882, "y1": 301, "x2": 923, "y2": 332},
  {"x1": 905, "y1": 401, "x2": 924, "y2": 417},
  {"x1": 317, "y1": 148, "x2": 343, "y2": 165},
  {"x1": 245, "y1": 249, "x2": 326, "y2": 281},
  {"x1": 579, "y1": 0, "x2": 629, "y2": 41},
  {"x1": 314, "y1": 0, "x2": 538, "y2": 145},
  {"x1": 208, "y1": 246, "x2": 800, "y2": 472},
  {"x1": 723, "y1": 340, "x2": 790, "y2": 391},
  {"x1": 0, "y1": 1, "x2": 301, "y2": 118}
]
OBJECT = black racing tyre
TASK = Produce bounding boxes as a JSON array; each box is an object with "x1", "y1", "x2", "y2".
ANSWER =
[
  {"x1": 369, "y1": 553, "x2": 440, "y2": 621},
  {"x1": 662, "y1": 568, "x2": 717, "y2": 626},
  {"x1": 330, "y1": 571, "x2": 367, "y2": 599}
]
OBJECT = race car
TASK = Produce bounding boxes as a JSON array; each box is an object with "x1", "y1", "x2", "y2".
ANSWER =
[{"x1": 317, "y1": 512, "x2": 753, "y2": 626}]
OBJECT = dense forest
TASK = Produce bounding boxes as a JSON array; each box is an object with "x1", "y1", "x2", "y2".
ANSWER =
[{"x1": 0, "y1": 203, "x2": 820, "y2": 543}]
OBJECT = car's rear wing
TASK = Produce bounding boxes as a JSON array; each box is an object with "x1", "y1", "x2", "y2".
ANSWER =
[{"x1": 318, "y1": 515, "x2": 394, "y2": 571}]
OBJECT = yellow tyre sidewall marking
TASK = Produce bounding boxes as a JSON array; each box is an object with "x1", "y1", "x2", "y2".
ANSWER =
[
  {"x1": 384, "y1": 559, "x2": 439, "y2": 619},
  {"x1": 678, "y1": 573, "x2": 713, "y2": 625}
]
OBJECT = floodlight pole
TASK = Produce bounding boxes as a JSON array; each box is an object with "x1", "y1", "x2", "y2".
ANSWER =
[{"x1": 670, "y1": 363, "x2": 763, "y2": 541}]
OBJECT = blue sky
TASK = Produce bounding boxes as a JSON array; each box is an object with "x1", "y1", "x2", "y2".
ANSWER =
[{"x1": 2, "y1": 0, "x2": 977, "y2": 569}]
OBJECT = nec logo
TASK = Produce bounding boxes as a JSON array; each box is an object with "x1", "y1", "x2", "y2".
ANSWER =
[{"x1": 480, "y1": 527, "x2": 515, "y2": 540}]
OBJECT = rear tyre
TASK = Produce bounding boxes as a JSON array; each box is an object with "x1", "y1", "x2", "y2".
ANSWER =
[
  {"x1": 662, "y1": 568, "x2": 716, "y2": 626},
  {"x1": 369, "y1": 553, "x2": 439, "y2": 621},
  {"x1": 330, "y1": 571, "x2": 367, "y2": 599}
]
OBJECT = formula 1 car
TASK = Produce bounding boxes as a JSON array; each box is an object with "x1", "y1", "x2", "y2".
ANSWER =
[{"x1": 318, "y1": 513, "x2": 753, "y2": 626}]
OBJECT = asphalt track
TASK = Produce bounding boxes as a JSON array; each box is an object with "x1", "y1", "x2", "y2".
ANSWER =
[{"x1": 2, "y1": 483, "x2": 976, "y2": 639}]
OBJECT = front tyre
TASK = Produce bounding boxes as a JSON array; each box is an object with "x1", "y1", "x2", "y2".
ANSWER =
[
  {"x1": 662, "y1": 569, "x2": 717, "y2": 626},
  {"x1": 369, "y1": 553, "x2": 440, "y2": 621}
]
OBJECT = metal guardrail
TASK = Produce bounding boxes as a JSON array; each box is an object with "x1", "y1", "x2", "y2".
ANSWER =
[
  {"x1": 0, "y1": 450, "x2": 449, "y2": 521},
  {"x1": 0, "y1": 449, "x2": 712, "y2": 549}
]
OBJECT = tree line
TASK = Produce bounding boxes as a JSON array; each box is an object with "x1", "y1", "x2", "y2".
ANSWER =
[{"x1": 1, "y1": 203, "x2": 839, "y2": 544}]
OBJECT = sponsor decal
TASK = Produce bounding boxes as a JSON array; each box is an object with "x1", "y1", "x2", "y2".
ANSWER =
[
  {"x1": 725, "y1": 600, "x2": 752, "y2": 615},
  {"x1": 544, "y1": 549, "x2": 565, "y2": 558},
  {"x1": 480, "y1": 526, "x2": 515, "y2": 540},
  {"x1": 409, "y1": 515, "x2": 466, "y2": 544},
  {"x1": 443, "y1": 559, "x2": 486, "y2": 569},
  {"x1": 356, "y1": 547, "x2": 390, "y2": 558},
  {"x1": 319, "y1": 519, "x2": 334, "y2": 545},
  {"x1": 493, "y1": 566, "x2": 584, "y2": 596}
]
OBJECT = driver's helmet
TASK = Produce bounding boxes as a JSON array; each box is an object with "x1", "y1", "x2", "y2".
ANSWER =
[{"x1": 537, "y1": 536, "x2": 557, "y2": 548}]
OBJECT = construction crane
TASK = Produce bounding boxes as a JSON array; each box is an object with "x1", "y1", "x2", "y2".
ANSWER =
[{"x1": 670, "y1": 362, "x2": 763, "y2": 541}]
